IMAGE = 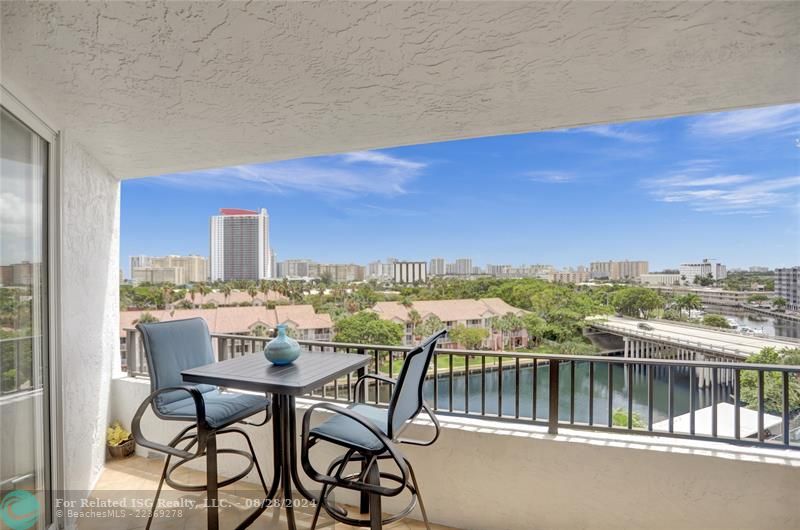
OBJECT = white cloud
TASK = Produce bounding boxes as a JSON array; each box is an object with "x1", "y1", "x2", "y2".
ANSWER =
[
  {"x1": 154, "y1": 150, "x2": 426, "y2": 198},
  {"x1": 573, "y1": 124, "x2": 654, "y2": 143},
  {"x1": 340, "y1": 151, "x2": 425, "y2": 170},
  {"x1": 526, "y1": 171, "x2": 575, "y2": 183},
  {"x1": 644, "y1": 170, "x2": 800, "y2": 215},
  {"x1": 651, "y1": 174, "x2": 753, "y2": 188},
  {"x1": 691, "y1": 103, "x2": 800, "y2": 138}
]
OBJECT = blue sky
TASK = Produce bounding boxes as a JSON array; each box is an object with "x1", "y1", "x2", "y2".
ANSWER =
[{"x1": 121, "y1": 104, "x2": 800, "y2": 276}]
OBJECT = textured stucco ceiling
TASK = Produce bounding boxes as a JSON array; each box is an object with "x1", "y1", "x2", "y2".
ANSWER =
[{"x1": 2, "y1": 1, "x2": 799, "y2": 179}]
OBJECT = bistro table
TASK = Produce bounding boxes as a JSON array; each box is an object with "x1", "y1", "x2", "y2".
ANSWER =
[{"x1": 182, "y1": 351, "x2": 371, "y2": 530}]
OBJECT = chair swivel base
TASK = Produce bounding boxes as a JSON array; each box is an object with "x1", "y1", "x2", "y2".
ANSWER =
[
  {"x1": 317, "y1": 470, "x2": 420, "y2": 528},
  {"x1": 162, "y1": 427, "x2": 260, "y2": 493}
]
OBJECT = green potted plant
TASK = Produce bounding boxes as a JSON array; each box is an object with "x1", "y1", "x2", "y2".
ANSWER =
[{"x1": 106, "y1": 420, "x2": 135, "y2": 458}]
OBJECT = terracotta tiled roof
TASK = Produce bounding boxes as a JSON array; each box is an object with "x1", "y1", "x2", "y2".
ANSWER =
[
  {"x1": 275, "y1": 304, "x2": 333, "y2": 330},
  {"x1": 371, "y1": 298, "x2": 525, "y2": 323},
  {"x1": 120, "y1": 304, "x2": 329, "y2": 337}
]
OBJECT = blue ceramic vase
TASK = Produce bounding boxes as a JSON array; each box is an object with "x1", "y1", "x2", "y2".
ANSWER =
[{"x1": 264, "y1": 325, "x2": 301, "y2": 365}]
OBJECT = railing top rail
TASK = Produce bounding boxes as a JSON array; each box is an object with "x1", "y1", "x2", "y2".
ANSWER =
[
  {"x1": 123, "y1": 329, "x2": 800, "y2": 373},
  {"x1": 290, "y1": 338, "x2": 797, "y2": 372}
]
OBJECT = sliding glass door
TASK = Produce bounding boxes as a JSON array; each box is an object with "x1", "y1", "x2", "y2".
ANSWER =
[{"x1": 0, "y1": 106, "x2": 51, "y2": 530}]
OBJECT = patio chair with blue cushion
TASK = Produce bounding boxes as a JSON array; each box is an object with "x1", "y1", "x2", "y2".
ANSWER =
[
  {"x1": 131, "y1": 318, "x2": 271, "y2": 530},
  {"x1": 301, "y1": 329, "x2": 448, "y2": 530}
]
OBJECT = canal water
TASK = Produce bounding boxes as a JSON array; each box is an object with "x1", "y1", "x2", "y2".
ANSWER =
[
  {"x1": 421, "y1": 361, "x2": 729, "y2": 425},
  {"x1": 705, "y1": 304, "x2": 800, "y2": 340}
]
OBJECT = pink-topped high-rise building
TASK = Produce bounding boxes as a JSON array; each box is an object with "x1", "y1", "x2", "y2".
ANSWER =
[{"x1": 209, "y1": 208, "x2": 272, "y2": 281}]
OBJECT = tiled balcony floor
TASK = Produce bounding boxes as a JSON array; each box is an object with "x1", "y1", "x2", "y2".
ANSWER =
[{"x1": 78, "y1": 456, "x2": 454, "y2": 530}]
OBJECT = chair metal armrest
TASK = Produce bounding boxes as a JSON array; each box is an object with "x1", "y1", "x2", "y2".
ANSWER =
[
  {"x1": 301, "y1": 402, "x2": 408, "y2": 497},
  {"x1": 131, "y1": 385, "x2": 208, "y2": 460},
  {"x1": 397, "y1": 402, "x2": 441, "y2": 447},
  {"x1": 353, "y1": 373, "x2": 397, "y2": 402},
  {"x1": 238, "y1": 406, "x2": 271, "y2": 427}
]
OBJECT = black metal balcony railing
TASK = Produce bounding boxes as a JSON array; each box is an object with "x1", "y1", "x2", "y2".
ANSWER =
[{"x1": 123, "y1": 330, "x2": 800, "y2": 450}]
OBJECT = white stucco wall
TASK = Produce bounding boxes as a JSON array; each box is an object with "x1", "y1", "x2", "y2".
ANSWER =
[
  {"x1": 3, "y1": 2, "x2": 799, "y2": 179},
  {"x1": 112, "y1": 377, "x2": 800, "y2": 530},
  {"x1": 60, "y1": 135, "x2": 120, "y2": 493}
]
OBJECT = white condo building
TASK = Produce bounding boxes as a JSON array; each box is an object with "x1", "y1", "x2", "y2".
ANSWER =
[
  {"x1": 775, "y1": 267, "x2": 799, "y2": 311},
  {"x1": 429, "y1": 257, "x2": 446, "y2": 276},
  {"x1": 393, "y1": 261, "x2": 428, "y2": 284},
  {"x1": 679, "y1": 259, "x2": 727, "y2": 284},
  {"x1": 209, "y1": 208, "x2": 272, "y2": 281}
]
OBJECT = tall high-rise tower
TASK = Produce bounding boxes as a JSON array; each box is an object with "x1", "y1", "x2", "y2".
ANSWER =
[{"x1": 209, "y1": 208, "x2": 272, "y2": 281}]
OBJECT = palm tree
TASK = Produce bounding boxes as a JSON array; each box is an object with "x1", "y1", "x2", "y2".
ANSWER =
[
  {"x1": 189, "y1": 284, "x2": 200, "y2": 308},
  {"x1": 246, "y1": 282, "x2": 258, "y2": 304},
  {"x1": 489, "y1": 316, "x2": 507, "y2": 350},
  {"x1": 161, "y1": 283, "x2": 175, "y2": 309},
  {"x1": 221, "y1": 283, "x2": 232, "y2": 306},
  {"x1": 408, "y1": 309, "x2": 423, "y2": 343},
  {"x1": 500, "y1": 312, "x2": 524, "y2": 349},
  {"x1": 197, "y1": 282, "x2": 211, "y2": 300},
  {"x1": 258, "y1": 279, "x2": 270, "y2": 304},
  {"x1": 676, "y1": 293, "x2": 702, "y2": 316}
]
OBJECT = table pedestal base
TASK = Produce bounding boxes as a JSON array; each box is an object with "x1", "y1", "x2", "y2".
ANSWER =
[{"x1": 237, "y1": 394, "x2": 317, "y2": 530}]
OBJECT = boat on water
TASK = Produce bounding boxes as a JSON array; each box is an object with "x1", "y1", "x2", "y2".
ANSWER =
[{"x1": 738, "y1": 325, "x2": 765, "y2": 336}]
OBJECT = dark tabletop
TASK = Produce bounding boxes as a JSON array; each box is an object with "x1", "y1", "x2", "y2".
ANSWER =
[{"x1": 181, "y1": 351, "x2": 371, "y2": 396}]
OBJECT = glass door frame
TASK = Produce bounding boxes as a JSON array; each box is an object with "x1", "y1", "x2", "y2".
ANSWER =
[{"x1": 1, "y1": 85, "x2": 64, "y2": 530}]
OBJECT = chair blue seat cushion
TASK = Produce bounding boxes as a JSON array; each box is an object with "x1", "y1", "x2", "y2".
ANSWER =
[
  {"x1": 159, "y1": 390, "x2": 270, "y2": 429},
  {"x1": 310, "y1": 404, "x2": 389, "y2": 452}
]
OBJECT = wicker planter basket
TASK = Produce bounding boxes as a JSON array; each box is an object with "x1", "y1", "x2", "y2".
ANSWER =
[{"x1": 108, "y1": 436, "x2": 135, "y2": 458}]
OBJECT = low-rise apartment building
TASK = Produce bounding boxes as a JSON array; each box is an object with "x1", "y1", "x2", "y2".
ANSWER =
[
  {"x1": 648, "y1": 285, "x2": 766, "y2": 306},
  {"x1": 640, "y1": 272, "x2": 682, "y2": 286},
  {"x1": 371, "y1": 298, "x2": 528, "y2": 350}
]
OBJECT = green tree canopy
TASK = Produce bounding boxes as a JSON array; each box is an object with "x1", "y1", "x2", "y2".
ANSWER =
[
  {"x1": 702, "y1": 314, "x2": 730, "y2": 328},
  {"x1": 521, "y1": 313, "x2": 547, "y2": 346},
  {"x1": 333, "y1": 311, "x2": 404, "y2": 346},
  {"x1": 675, "y1": 293, "x2": 702, "y2": 314},
  {"x1": 610, "y1": 287, "x2": 664, "y2": 319},
  {"x1": 448, "y1": 325, "x2": 489, "y2": 350},
  {"x1": 417, "y1": 315, "x2": 445, "y2": 339},
  {"x1": 740, "y1": 347, "x2": 800, "y2": 415},
  {"x1": 747, "y1": 293, "x2": 770, "y2": 303}
]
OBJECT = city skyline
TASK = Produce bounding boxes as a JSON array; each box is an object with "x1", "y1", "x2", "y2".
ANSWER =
[{"x1": 121, "y1": 104, "x2": 800, "y2": 276}]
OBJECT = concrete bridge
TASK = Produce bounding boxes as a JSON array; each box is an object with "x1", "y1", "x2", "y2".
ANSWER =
[{"x1": 587, "y1": 316, "x2": 799, "y2": 387}]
